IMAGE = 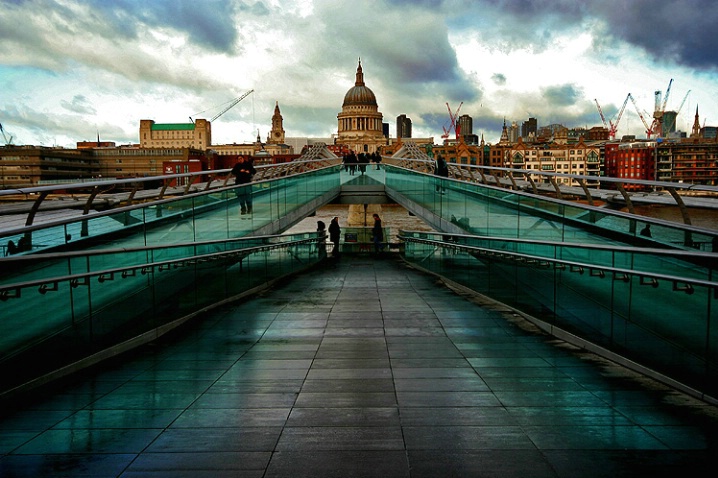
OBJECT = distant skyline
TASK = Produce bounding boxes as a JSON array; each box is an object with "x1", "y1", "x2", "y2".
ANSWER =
[{"x1": 1, "y1": 0, "x2": 717, "y2": 148}]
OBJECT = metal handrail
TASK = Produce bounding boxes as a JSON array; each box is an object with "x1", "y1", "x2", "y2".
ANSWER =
[
  {"x1": 398, "y1": 230, "x2": 715, "y2": 259},
  {"x1": 0, "y1": 158, "x2": 342, "y2": 229},
  {"x1": 398, "y1": 231, "x2": 718, "y2": 292},
  {"x1": 0, "y1": 232, "x2": 314, "y2": 261},
  {"x1": 384, "y1": 160, "x2": 718, "y2": 238},
  {"x1": 0, "y1": 234, "x2": 320, "y2": 299},
  {"x1": 0, "y1": 158, "x2": 341, "y2": 198},
  {"x1": 383, "y1": 157, "x2": 718, "y2": 224},
  {"x1": 0, "y1": 161, "x2": 341, "y2": 237},
  {"x1": 385, "y1": 157, "x2": 718, "y2": 194}
]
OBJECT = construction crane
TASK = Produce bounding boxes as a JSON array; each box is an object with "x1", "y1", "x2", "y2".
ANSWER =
[
  {"x1": 660, "y1": 78, "x2": 673, "y2": 113},
  {"x1": 650, "y1": 78, "x2": 673, "y2": 138},
  {"x1": 594, "y1": 99, "x2": 608, "y2": 130},
  {"x1": 0, "y1": 122, "x2": 14, "y2": 145},
  {"x1": 662, "y1": 90, "x2": 691, "y2": 136},
  {"x1": 189, "y1": 89, "x2": 254, "y2": 123},
  {"x1": 594, "y1": 94, "x2": 630, "y2": 140},
  {"x1": 441, "y1": 102, "x2": 463, "y2": 141},
  {"x1": 628, "y1": 93, "x2": 655, "y2": 139}
]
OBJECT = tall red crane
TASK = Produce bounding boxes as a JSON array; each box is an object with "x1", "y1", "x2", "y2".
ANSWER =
[
  {"x1": 594, "y1": 99, "x2": 609, "y2": 131},
  {"x1": 594, "y1": 94, "x2": 630, "y2": 140},
  {"x1": 441, "y1": 102, "x2": 463, "y2": 141},
  {"x1": 629, "y1": 93, "x2": 655, "y2": 138}
]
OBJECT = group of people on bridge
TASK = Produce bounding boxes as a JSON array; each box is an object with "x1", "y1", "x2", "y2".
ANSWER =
[
  {"x1": 342, "y1": 151, "x2": 382, "y2": 175},
  {"x1": 317, "y1": 213, "x2": 385, "y2": 259}
]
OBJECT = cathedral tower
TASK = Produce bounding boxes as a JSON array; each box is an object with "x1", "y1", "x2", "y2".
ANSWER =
[{"x1": 337, "y1": 59, "x2": 385, "y2": 153}]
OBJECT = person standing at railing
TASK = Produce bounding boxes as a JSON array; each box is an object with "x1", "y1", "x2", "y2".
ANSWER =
[
  {"x1": 231, "y1": 157, "x2": 256, "y2": 215},
  {"x1": 372, "y1": 151, "x2": 382, "y2": 170},
  {"x1": 329, "y1": 217, "x2": 341, "y2": 257},
  {"x1": 434, "y1": 154, "x2": 448, "y2": 193},
  {"x1": 372, "y1": 213, "x2": 384, "y2": 254},
  {"x1": 5, "y1": 240, "x2": 17, "y2": 256}
]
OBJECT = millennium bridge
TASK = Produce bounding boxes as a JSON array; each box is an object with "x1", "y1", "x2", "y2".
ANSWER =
[{"x1": 0, "y1": 144, "x2": 717, "y2": 477}]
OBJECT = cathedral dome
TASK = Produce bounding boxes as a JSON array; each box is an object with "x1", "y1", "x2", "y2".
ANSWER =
[{"x1": 342, "y1": 60, "x2": 377, "y2": 107}]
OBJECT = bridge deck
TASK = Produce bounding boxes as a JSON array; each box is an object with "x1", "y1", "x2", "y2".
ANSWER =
[{"x1": 1, "y1": 255, "x2": 716, "y2": 477}]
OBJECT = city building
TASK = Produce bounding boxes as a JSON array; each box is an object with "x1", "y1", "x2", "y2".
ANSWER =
[
  {"x1": 266, "y1": 101, "x2": 286, "y2": 144},
  {"x1": 702, "y1": 126, "x2": 718, "y2": 139},
  {"x1": 521, "y1": 117, "x2": 537, "y2": 141},
  {"x1": 586, "y1": 127, "x2": 610, "y2": 141},
  {"x1": 0, "y1": 146, "x2": 99, "y2": 188},
  {"x1": 336, "y1": 59, "x2": 385, "y2": 153},
  {"x1": 507, "y1": 137, "x2": 602, "y2": 187},
  {"x1": 488, "y1": 143, "x2": 510, "y2": 168},
  {"x1": 456, "y1": 113, "x2": 479, "y2": 145},
  {"x1": 662, "y1": 139, "x2": 718, "y2": 185},
  {"x1": 537, "y1": 124, "x2": 569, "y2": 143},
  {"x1": 139, "y1": 119, "x2": 211, "y2": 149},
  {"x1": 396, "y1": 114, "x2": 412, "y2": 139},
  {"x1": 211, "y1": 134, "x2": 292, "y2": 160},
  {"x1": 604, "y1": 142, "x2": 656, "y2": 190},
  {"x1": 91, "y1": 146, "x2": 211, "y2": 179},
  {"x1": 457, "y1": 114, "x2": 472, "y2": 135},
  {"x1": 433, "y1": 139, "x2": 479, "y2": 166},
  {"x1": 508, "y1": 121, "x2": 519, "y2": 143},
  {"x1": 663, "y1": 111, "x2": 678, "y2": 136},
  {"x1": 77, "y1": 141, "x2": 117, "y2": 149}
]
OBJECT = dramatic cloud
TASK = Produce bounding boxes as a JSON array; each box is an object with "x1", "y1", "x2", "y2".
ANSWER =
[
  {"x1": 60, "y1": 95, "x2": 96, "y2": 115},
  {"x1": 595, "y1": 0, "x2": 718, "y2": 70},
  {"x1": 0, "y1": 0, "x2": 716, "y2": 147},
  {"x1": 541, "y1": 84, "x2": 584, "y2": 108},
  {"x1": 80, "y1": 0, "x2": 244, "y2": 53},
  {"x1": 491, "y1": 74, "x2": 507, "y2": 86}
]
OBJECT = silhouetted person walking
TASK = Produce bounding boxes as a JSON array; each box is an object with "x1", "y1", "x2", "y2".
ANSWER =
[
  {"x1": 372, "y1": 213, "x2": 384, "y2": 254},
  {"x1": 329, "y1": 216, "x2": 341, "y2": 257}
]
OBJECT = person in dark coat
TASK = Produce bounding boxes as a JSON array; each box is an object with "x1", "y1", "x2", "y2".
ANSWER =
[
  {"x1": 5, "y1": 240, "x2": 17, "y2": 256},
  {"x1": 434, "y1": 154, "x2": 449, "y2": 193},
  {"x1": 329, "y1": 216, "x2": 341, "y2": 257},
  {"x1": 347, "y1": 151, "x2": 357, "y2": 176},
  {"x1": 373, "y1": 151, "x2": 382, "y2": 170},
  {"x1": 372, "y1": 213, "x2": 384, "y2": 254},
  {"x1": 358, "y1": 153, "x2": 368, "y2": 175},
  {"x1": 231, "y1": 157, "x2": 256, "y2": 215}
]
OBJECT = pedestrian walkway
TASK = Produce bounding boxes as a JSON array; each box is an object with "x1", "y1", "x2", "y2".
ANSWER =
[{"x1": 1, "y1": 255, "x2": 716, "y2": 477}]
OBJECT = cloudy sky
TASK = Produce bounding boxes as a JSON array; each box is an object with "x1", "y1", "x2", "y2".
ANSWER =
[{"x1": 1, "y1": 0, "x2": 717, "y2": 148}]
